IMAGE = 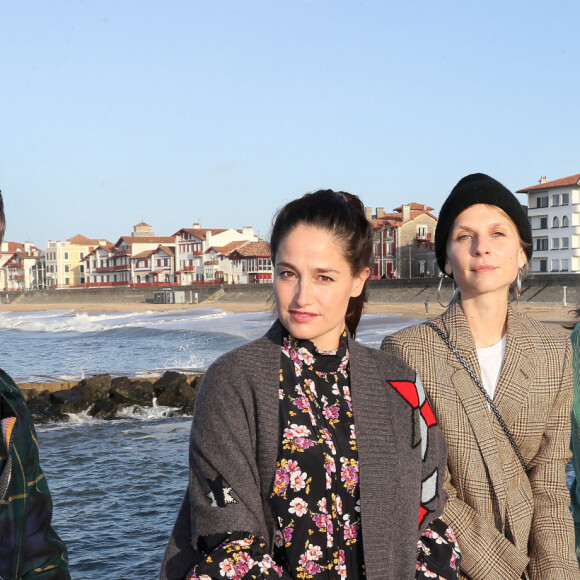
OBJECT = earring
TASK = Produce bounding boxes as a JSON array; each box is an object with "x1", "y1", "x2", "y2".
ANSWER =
[
  {"x1": 437, "y1": 274, "x2": 457, "y2": 308},
  {"x1": 513, "y1": 268, "x2": 522, "y2": 302}
]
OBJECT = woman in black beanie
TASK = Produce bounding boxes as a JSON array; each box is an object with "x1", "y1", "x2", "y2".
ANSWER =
[{"x1": 383, "y1": 173, "x2": 578, "y2": 579}]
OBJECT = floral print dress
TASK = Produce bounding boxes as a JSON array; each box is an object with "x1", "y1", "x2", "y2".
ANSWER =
[{"x1": 270, "y1": 332, "x2": 364, "y2": 579}]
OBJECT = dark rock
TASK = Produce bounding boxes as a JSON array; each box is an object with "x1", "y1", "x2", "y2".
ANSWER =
[
  {"x1": 111, "y1": 377, "x2": 156, "y2": 407},
  {"x1": 49, "y1": 374, "x2": 112, "y2": 414},
  {"x1": 156, "y1": 381, "x2": 198, "y2": 415},
  {"x1": 154, "y1": 371, "x2": 190, "y2": 396},
  {"x1": 21, "y1": 388, "x2": 39, "y2": 402},
  {"x1": 88, "y1": 398, "x2": 119, "y2": 420},
  {"x1": 78, "y1": 374, "x2": 112, "y2": 395},
  {"x1": 29, "y1": 408, "x2": 70, "y2": 424},
  {"x1": 26, "y1": 392, "x2": 53, "y2": 415}
]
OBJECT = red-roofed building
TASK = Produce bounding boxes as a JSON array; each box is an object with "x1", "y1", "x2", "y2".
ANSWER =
[
  {"x1": 367, "y1": 203, "x2": 437, "y2": 278},
  {"x1": 517, "y1": 173, "x2": 580, "y2": 273},
  {"x1": 84, "y1": 223, "x2": 176, "y2": 286},
  {"x1": 131, "y1": 246, "x2": 175, "y2": 284},
  {"x1": 228, "y1": 240, "x2": 273, "y2": 284},
  {"x1": 174, "y1": 223, "x2": 258, "y2": 284},
  {"x1": 0, "y1": 241, "x2": 45, "y2": 290}
]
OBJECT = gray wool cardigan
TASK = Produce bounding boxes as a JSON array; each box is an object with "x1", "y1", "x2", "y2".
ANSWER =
[{"x1": 160, "y1": 321, "x2": 447, "y2": 580}]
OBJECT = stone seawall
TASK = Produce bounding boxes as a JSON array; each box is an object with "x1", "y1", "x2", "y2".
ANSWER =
[{"x1": 2, "y1": 273, "x2": 578, "y2": 307}]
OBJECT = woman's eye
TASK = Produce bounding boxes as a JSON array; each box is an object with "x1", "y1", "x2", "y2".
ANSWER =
[
  {"x1": 318, "y1": 275, "x2": 333, "y2": 283},
  {"x1": 492, "y1": 231, "x2": 505, "y2": 237},
  {"x1": 278, "y1": 270, "x2": 295, "y2": 279},
  {"x1": 457, "y1": 234, "x2": 471, "y2": 241}
]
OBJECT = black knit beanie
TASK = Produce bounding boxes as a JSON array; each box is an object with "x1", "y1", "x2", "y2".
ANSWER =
[{"x1": 435, "y1": 173, "x2": 533, "y2": 275}]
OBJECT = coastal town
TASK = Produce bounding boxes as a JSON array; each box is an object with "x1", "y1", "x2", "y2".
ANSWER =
[{"x1": 2, "y1": 172, "x2": 579, "y2": 292}]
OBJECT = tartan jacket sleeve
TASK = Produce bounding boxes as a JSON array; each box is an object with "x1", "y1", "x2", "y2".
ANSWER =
[{"x1": 0, "y1": 370, "x2": 70, "y2": 580}]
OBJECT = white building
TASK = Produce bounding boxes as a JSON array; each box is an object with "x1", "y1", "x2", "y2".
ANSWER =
[
  {"x1": 174, "y1": 224, "x2": 258, "y2": 284},
  {"x1": 83, "y1": 223, "x2": 176, "y2": 286},
  {"x1": 517, "y1": 173, "x2": 580, "y2": 274},
  {"x1": 0, "y1": 241, "x2": 45, "y2": 290}
]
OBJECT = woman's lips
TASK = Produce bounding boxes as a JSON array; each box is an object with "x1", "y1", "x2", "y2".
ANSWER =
[
  {"x1": 290, "y1": 310, "x2": 318, "y2": 323},
  {"x1": 472, "y1": 265, "x2": 496, "y2": 273}
]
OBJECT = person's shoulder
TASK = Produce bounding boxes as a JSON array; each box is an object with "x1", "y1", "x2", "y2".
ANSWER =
[
  {"x1": 0, "y1": 368, "x2": 24, "y2": 399},
  {"x1": 510, "y1": 308, "x2": 569, "y2": 346},
  {"x1": 352, "y1": 339, "x2": 416, "y2": 381},
  {"x1": 201, "y1": 322, "x2": 282, "y2": 389},
  {"x1": 381, "y1": 319, "x2": 435, "y2": 352}
]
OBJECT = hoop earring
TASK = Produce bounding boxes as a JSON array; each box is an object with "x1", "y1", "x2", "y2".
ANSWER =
[
  {"x1": 514, "y1": 268, "x2": 522, "y2": 302},
  {"x1": 437, "y1": 274, "x2": 457, "y2": 308}
]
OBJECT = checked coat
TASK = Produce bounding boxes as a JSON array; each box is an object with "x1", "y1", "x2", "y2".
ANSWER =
[{"x1": 382, "y1": 301, "x2": 578, "y2": 580}]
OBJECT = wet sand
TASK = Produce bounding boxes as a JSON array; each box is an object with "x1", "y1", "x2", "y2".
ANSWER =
[{"x1": 0, "y1": 300, "x2": 575, "y2": 330}]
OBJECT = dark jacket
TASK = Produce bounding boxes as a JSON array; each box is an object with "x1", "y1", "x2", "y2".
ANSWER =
[
  {"x1": 160, "y1": 321, "x2": 447, "y2": 580},
  {"x1": 0, "y1": 370, "x2": 70, "y2": 580}
]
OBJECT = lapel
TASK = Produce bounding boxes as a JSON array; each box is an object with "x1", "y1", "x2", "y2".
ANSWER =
[
  {"x1": 437, "y1": 302, "x2": 509, "y2": 519},
  {"x1": 492, "y1": 305, "x2": 536, "y2": 432}
]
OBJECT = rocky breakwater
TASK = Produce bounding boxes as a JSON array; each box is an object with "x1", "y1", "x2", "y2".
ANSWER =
[{"x1": 22, "y1": 371, "x2": 203, "y2": 423}]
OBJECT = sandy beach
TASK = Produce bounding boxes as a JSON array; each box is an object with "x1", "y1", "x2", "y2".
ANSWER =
[{"x1": 0, "y1": 300, "x2": 575, "y2": 332}]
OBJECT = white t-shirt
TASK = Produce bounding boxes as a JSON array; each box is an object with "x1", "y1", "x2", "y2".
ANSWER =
[{"x1": 476, "y1": 335, "x2": 507, "y2": 402}]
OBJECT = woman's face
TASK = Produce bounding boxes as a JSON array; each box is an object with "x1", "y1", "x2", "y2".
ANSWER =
[
  {"x1": 274, "y1": 224, "x2": 369, "y2": 351},
  {"x1": 445, "y1": 204, "x2": 526, "y2": 301}
]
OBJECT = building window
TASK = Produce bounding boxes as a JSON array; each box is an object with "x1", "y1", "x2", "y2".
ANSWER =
[
  {"x1": 562, "y1": 237, "x2": 570, "y2": 249},
  {"x1": 552, "y1": 194, "x2": 560, "y2": 206},
  {"x1": 80, "y1": 252, "x2": 84, "y2": 259},
  {"x1": 80, "y1": 265, "x2": 84, "y2": 273},
  {"x1": 539, "y1": 217, "x2": 548, "y2": 229},
  {"x1": 539, "y1": 259, "x2": 547, "y2": 272},
  {"x1": 551, "y1": 259, "x2": 560, "y2": 272},
  {"x1": 562, "y1": 215, "x2": 570, "y2": 227},
  {"x1": 536, "y1": 196, "x2": 548, "y2": 208},
  {"x1": 65, "y1": 277, "x2": 70, "y2": 285},
  {"x1": 562, "y1": 193, "x2": 570, "y2": 205},
  {"x1": 64, "y1": 265, "x2": 70, "y2": 273},
  {"x1": 562, "y1": 259, "x2": 569, "y2": 271},
  {"x1": 552, "y1": 216, "x2": 560, "y2": 228},
  {"x1": 417, "y1": 226, "x2": 427, "y2": 240},
  {"x1": 552, "y1": 238, "x2": 560, "y2": 250},
  {"x1": 536, "y1": 238, "x2": 548, "y2": 251}
]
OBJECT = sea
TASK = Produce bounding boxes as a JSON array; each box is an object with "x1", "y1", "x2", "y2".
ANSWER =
[{"x1": 0, "y1": 307, "x2": 421, "y2": 579}]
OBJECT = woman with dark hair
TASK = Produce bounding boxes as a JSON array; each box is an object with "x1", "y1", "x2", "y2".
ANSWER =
[
  {"x1": 382, "y1": 174, "x2": 578, "y2": 579},
  {"x1": 160, "y1": 190, "x2": 450, "y2": 580}
]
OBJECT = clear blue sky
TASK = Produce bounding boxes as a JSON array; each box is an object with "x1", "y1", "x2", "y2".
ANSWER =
[{"x1": 1, "y1": 0, "x2": 579, "y2": 247}]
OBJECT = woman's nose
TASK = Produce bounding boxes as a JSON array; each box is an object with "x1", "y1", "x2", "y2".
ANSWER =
[
  {"x1": 295, "y1": 279, "x2": 312, "y2": 305},
  {"x1": 472, "y1": 237, "x2": 490, "y2": 255}
]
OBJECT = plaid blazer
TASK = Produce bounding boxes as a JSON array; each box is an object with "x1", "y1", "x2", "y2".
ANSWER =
[{"x1": 382, "y1": 301, "x2": 578, "y2": 580}]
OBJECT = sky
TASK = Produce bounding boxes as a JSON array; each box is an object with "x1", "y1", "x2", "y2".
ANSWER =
[{"x1": 1, "y1": 0, "x2": 579, "y2": 248}]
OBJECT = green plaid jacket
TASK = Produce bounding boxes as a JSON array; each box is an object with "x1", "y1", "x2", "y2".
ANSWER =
[{"x1": 0, "y1": 369, "x2": 70, "y2": 579}]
